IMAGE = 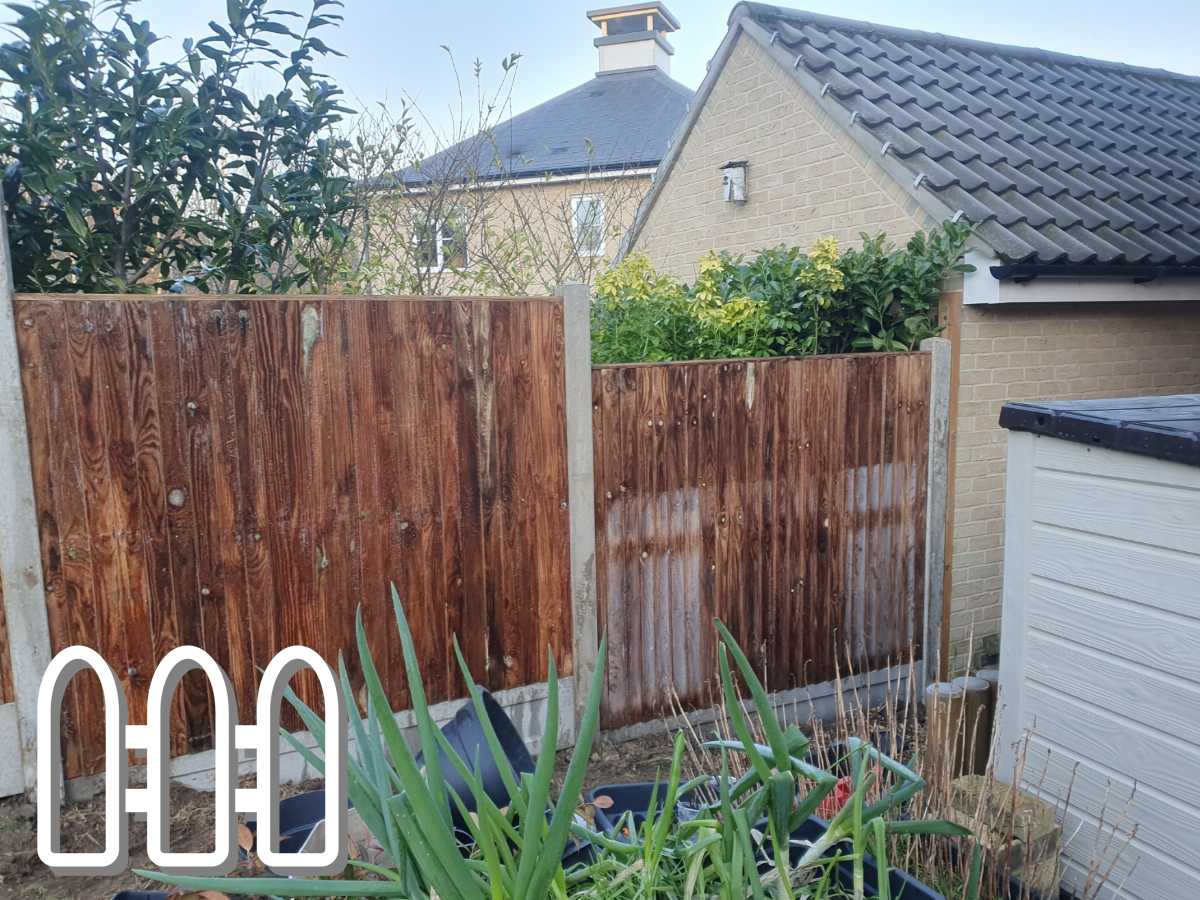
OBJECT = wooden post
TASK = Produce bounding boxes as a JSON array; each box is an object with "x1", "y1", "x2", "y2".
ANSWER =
[
  {"x1": 0, "y1": 198, "x2": 54, "y2": 794},
  {"x1": 921, "y1": 337, "x2": 952, "y2": 689},
  {"x1": 560, "y1": 284, "x2": 599, "y2": 734}
]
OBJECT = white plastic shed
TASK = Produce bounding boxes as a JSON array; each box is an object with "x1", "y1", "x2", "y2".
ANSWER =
[{"x1": 995, "y1": 395, "x2": 1200, "y2": 900}]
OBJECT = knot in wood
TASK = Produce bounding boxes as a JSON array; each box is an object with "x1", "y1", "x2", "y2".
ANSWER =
[{"x1": 167, "y1": 488, "x2": 187, "y2": 508}]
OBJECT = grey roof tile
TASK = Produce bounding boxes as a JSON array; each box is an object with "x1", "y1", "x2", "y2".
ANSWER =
[
  {"x1": 737, "y1": 2, "x2": 1200, "y2": 267},
  {"x1": 401, "y1": 67, "x2": 692, "y2": 185}
]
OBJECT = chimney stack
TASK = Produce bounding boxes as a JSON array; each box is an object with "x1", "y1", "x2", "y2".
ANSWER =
[{"x1": 587, "y1": 3, "x2": 679, "y2": 75}]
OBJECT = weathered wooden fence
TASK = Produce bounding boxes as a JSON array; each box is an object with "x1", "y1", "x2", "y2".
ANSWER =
[
  {"x1": 0, "y1": 282, "x2": 947, "y2": 789},
  {"x1": 10, "y1": 293, "x2": 573, "y2": 779},
  {"x1": 592, "y1": 353, "x2": 933, "y2": 728}
]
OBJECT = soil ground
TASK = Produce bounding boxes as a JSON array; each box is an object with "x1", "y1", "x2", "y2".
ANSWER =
[{"x1": 0, "y1": 731, "x2": 681, "y2": 900}]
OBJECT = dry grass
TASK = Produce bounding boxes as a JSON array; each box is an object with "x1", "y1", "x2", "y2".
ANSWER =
[{"x1": 670, "y1": 634, "x2": 1139, "y2": 900}]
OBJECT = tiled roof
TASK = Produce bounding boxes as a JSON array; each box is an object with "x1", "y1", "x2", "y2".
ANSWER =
[
  {"x1": 735, "y1": 3, "x2": 1200, "y2": 268},
  {"x1": 400, "y1": 67, "x2": 692, "y2": 185}
]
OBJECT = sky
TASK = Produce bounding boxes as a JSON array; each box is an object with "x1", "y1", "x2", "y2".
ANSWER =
[{"x1": 50, "y1": 0, "x2": 1200, "y2": 139}]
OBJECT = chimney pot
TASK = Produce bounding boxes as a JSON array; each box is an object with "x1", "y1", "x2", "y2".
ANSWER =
[{"x1": 587, "y1": 3, "x2": 679, "y2": 75}]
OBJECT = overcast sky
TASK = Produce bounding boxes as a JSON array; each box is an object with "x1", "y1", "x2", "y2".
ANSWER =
[{"x1": 48, "y1": 0, "x2": 1200, "y2": 136}]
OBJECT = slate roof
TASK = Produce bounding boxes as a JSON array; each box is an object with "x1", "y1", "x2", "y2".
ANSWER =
[
  {"x1": 401, "y1": 67, "x2": 692, "y2": 186},
  {"x1": 731, "y1": 4, "x2": 1200, "y2": 269}
]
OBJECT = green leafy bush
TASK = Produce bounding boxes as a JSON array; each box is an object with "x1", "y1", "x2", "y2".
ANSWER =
[
  {"x1": 591, "y1": 221, "x2": 974, "y2": 363},
  {"x1": 0, "y1": 0, "x2": 356, "y2": 294}
]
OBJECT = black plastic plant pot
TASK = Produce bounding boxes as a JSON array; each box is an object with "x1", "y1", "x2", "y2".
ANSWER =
[
  {"x1": 417, "y1": 690, "x2": 536, "y2": 827},
  {"x1": 244, "y1": 789, "x2": 352, "y2": 855},
  {"x1": 587, "y1": 781, "x2": 716, "y2": 838},
  {"x1": 586, "y1": 788, "x2": 944, "y2": 900},
  {"x1": 789, "y1": 816, "x2": 944, "y2": 899}
]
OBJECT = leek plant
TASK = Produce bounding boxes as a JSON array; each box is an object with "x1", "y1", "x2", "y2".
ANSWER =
[
  {"x1": 140, "y1": 602, "x2": 976, "y2": 899},
  {"x1": 140, "y1": 586, "x2": 608, "y2": 897}
]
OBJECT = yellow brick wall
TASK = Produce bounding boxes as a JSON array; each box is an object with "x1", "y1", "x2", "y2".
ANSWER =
[
  {"x1": 948, "y1": 300, "x2": 1200, "y2": 670},
  {"x1": 632, "y1": 33, "x2": 929, "y2": 280}
]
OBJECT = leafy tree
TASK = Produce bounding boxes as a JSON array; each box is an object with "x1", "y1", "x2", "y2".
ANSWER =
[{"x1": 0, "y1": 0, "x2": 356, "y2": 293}]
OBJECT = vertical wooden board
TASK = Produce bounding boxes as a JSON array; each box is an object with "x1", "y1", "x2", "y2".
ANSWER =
[
  {"x1": 695, "y1": 363, "x2": 719, "y2": 706},
  {"x1": 479, "y1": 302, "x2": 517, "y2": 694},
  {"x1": 763, "y1": 360, "x2": 788, "y2": 684},
  {"x1": 650, "y1": 363, "x2": 670, "y2": 709},
  {"x1": 634, "y1": 364, "x2": 662, "y2": 715},
  {"x1": 616, "y1": 366, "x2": 644, "y2": 723},
  {"x1": 207, "y1": 301, "x2": 256, "y2": 713},
  {"x1": 590, "y1": 367, "x2": 606, "y2": 663},
  {"x1": 425, "y1": 298, "x2": 470, "y2": 696},
  {"x1": 594, "y1": 367, "x2": 626, "y2": 724},
  {"x1": 239, "y1": 301, "x2": 282, "y2": 711},
  {"x1": 814, "y1": 357, "x2": 843, "y2": 681},
  {"x1": 899, "y1": 353, "x2": 918, "y2": 659},
  {"x1": 712, "y1": 363, "x2": 737, "y2": 656},
  {"x1": 664, "y1": 363, "x2": 689, "y2": 701},
  {"x1": 195, "y1": 303, "x2": 239, "y2": 703},
  {"x1": 458, "y1": 300, "x2": 493, "y2": 687},
  {"x1": 62, "y1": 300, "x2": 130, "y2": 774},
  {"x1": 95, "y1": 300, "x2": 157, "y2": 734},
  {"x1": 523, "y1": 300, "x2": 568, "y2": 681},
  {"x1": 472, "y1": 302, "x2": 507, "y2": 697},
  {"x1": 325, "y1": 300, "x2": 364, "y2": 686},
  {"x1": 506, "y1": 300, "x2": 539, "y2": 689},
  {"x1": 783, "y1": 359, "x2": 810, "y2": 688},
  {"x1": 0, "y1": 594, "x2": 12, "y2": 706},
  {"x1": 680, "y1": 364, "x2": 705, "y2": 701},
  {"x1": 550, "y1": 302, "x2": 573, "y2": 675},
  {"x1": 418, "y1": 301, "x2": 455, "y2": 697},
  {"x1": 122, "y1": 301, "x2": 184, "y2": 751},
  {"x1": 745, "y1": 361, "x2": 769, "y2": 681},
  {"x1": 873, "y1": 355, "x2": 897, "y2": 666},
  {"x1": 177, "y1": 300, "x2": 222, "y2": 749},
  {"x1": 384, "y1": 301, "x2": 437, "y2": 699},
  {"x1": 149, "y1": 301, "x2": 210, "y2": 752},
  {"x1": 291, "y1": 300, "x2": 328, "y2": 719},
  {"x1": 15, "y1": 298, "x2": 85, "y2": 775},
  {"x1": 864, "y1": 355, "x2": 883, "y2": 672},
  {"x1": 311, "y1": 301, "x2": 354, "y2": 684},
  {"x1": 353, "y1": 299, "x2": 402, "y2": 704}
]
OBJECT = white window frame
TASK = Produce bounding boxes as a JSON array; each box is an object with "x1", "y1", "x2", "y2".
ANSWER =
[
  {"x1": 414, "y1": 217, "x2": 467, "y2": 273},
  {"x1": 571, "y1": 194, "x2": 606, "y2": 258}
]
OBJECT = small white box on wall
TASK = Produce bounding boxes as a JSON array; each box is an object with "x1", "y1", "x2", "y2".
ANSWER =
[{"x1": 720, "y1": 161, "x2": 747, "y2": 203}]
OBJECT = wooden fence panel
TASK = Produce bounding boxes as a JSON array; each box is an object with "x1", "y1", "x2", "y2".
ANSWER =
[
  {"x1": 13, "y1": 294, "x2": 572, "y2": 778},
  {"x1": 592, "y1": 352, "x2": 931, "y2": 728},
  {"x1": 0, "y1": 596, "x2": 12, "y2": 706}
]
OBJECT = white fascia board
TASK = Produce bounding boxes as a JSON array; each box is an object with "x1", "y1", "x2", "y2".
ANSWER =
[
  {"x1": 995, "y1": 276, "x2": 1200, "y2": 304},
  {"x1": 963, "y1": 248, "x2": 1200, "y2": 305}
]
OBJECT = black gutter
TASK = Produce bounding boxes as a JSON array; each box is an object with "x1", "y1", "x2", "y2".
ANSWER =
[{"x1": 990, "y1": 263, "x2": 1200, "y2": 284}]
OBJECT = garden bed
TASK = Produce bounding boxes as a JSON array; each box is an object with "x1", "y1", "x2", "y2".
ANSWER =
[{"x1": 0, "y1": 735, "x2": 681, "y2": 900}]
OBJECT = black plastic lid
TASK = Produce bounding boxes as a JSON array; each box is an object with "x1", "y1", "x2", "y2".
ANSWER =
[{"x1": 999, "y1": 395, "x2": 1200, "y2": 468}]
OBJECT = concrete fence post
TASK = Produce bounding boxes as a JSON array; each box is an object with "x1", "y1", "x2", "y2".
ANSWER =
[
  {"x1": 559, "y1": 284, "x2": 599, "y2": 736},
  {"x1": 920, "y1": 337, "x2": 952, "y2": 689},
  {"x1": 0, "y1": 198, "x2": 54, "y2": 795}
]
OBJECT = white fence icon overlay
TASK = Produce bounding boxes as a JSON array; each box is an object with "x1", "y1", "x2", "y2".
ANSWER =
[{"x1": 36, "y1": 644, "x2": 347, "y2": 877}]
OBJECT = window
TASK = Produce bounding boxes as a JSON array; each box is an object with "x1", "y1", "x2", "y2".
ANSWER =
[
  {"x1": 571, "y1": 195, "x2": 605, "y2": 257},
  {"x1": 414, "y1": 216, "x2": 467, "y2": 271}
]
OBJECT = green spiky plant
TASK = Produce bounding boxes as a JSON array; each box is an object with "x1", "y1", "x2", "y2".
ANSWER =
[
  {"x1": 140, "y1": 586, "x2": 608, "y2": 897},
  {"x1": 139, "y1": 603, "x2": 977, "y2": 899}
]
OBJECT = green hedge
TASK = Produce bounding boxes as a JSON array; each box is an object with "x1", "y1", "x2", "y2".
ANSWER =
[{"x1": 591, "y1": 221, "x2": 973, "y2": 364}]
